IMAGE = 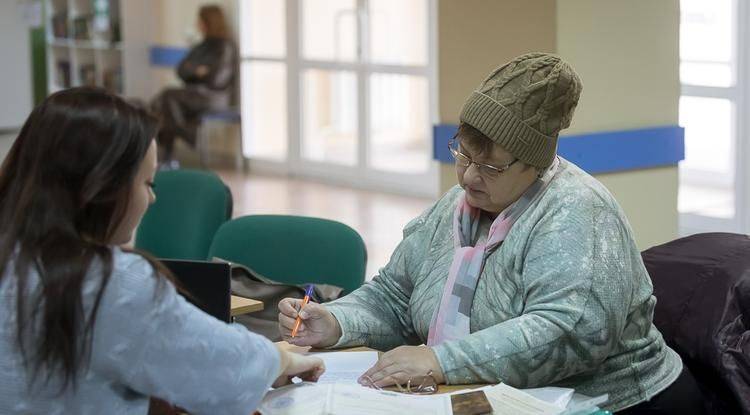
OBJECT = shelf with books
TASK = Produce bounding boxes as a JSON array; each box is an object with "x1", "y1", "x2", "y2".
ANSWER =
[
  {"x1": 73, "y1": 48, "x2": 96, "y2": 86},
  {"x1": 44, "y1": 0, "x2": 129, "y2": 96},
  {"x1": 99, "y1": 49, "x2": 123, "y2": 94},
  {"x1": 43, "y1": 0, "x2": 151, "y2": 100}
]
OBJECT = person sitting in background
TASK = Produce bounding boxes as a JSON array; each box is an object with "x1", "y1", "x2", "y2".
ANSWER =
[
  {"x1": 278, "y1": 53, "x2": 706, "y2": 414},
  {"x1": 0, "y1": 87, "x2": 323, "y2": 415},
  {"x1": 151, "y1": 4, "x2": 237, "y2": 168}
]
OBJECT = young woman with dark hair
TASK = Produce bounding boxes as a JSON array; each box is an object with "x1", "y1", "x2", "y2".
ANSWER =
[{"x1": 0, "y1": 87, "x2": 323, "y2": 414}]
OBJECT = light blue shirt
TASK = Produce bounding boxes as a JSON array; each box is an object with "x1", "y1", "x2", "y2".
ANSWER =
[{"x1": 0, "y1": 248, "x2": 280, "y2": 415}]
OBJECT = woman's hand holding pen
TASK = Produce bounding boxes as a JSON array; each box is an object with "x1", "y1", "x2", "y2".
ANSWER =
[{"x1": 278, "y1": 298, "x2": 342, "y2": 347}]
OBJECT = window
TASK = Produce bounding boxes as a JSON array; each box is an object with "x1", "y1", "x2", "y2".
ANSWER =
[
  {"x1": 678, "y1": 0, "x2": 748, "y2": 233},
  {"x1": 239, "y1": 0, "x2": 438, "y2": 197}
]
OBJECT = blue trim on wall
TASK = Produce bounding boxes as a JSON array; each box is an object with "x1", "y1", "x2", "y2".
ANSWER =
[
  {"x1": 433, "y1": 124, "x2": 685, "y2": 174},
  {"x1": 150, "y1": 46, "x2": 188, "y2": 67}
]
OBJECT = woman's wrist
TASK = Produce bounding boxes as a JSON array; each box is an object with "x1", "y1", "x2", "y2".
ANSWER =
[
  {"x1": 427, "y1": 347, "x2": 446, "y2": 384},
  {"x1": 275, "y1": 344, "x2": 290, "y2": 377},
  {"x1": 316, "y1": 312, "x2": 343, "y2": 348}
]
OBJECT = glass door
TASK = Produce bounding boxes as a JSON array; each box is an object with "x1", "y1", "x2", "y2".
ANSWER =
[
  {"x1": 678, "y1": 0, "x2": 747, "y2": 234},
  {"x1": 240, "y1": 0, "x2": 438, "y2": 197}
]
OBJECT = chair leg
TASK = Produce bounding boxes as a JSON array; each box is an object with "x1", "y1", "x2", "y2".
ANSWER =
[
  {"x1": 234, "y1": 127, "x2": 242, "y2": 171},
  {"x1": 235, "y1": 122, "x2": 246, "y2": 172},
  {"x1": 198, "y1": 122, "x2": 208, "y2": 168}
]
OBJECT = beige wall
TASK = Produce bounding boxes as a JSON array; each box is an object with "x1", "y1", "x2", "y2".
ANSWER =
[
  {"x1": 437, "y1": 0, "x2": 557, "y2": 124},
  {"x1": 438, "y1": 0, "x2": 680, "y2": 250},
  {"x1": 556, "y1": 0, "x2": 680, "y2": 249}
]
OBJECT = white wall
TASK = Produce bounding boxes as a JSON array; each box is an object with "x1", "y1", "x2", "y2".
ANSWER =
[{"x1": 0, "y1": 2, "x2": 33, "y2": 130}]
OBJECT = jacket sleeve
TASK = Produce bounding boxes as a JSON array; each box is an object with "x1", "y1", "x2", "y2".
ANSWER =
[
  {"x1": 176, "y1": 46, "x2": 202, "y2": 84},
  {"x1": 325, "y1": 197, "x2": 447, "y2": 351},
  {"x1": 431, "y1": 205, "x2": 635, "y2": 387},
  {"x1": 176, "y1": 40, "x2": 236, "y2": 90},
  {"x1": 89, "y1": 256, "x2": 280, "y2": 415},
  {"x1": 205, "y1": 41, "x2": 236, "y2": 90}
]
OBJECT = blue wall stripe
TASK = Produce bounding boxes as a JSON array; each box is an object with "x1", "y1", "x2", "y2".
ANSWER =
[
  {"x1": 433, "y1": 124, "x2": 684, "y2": 174},
  {"x1": 150, "y1": 46, "x2": 188, "y2": 67}
]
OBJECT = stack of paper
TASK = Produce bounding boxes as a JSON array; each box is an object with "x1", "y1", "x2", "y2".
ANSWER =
[
  {"x1": 265, "y1": 351, "x2": 608, "y2": 415},
  {"x1": 309, "y1": 351, "x2": 379, "y2": 385},
  {"x1": 523, "y1": 387, "x2": 575, "y2": 409},
  {"x1": 483, "y1": 384, "x2": 564, "y2": 415},
  {"x1": 259, "y1": 383, "x2": 451, "y2": 415}
]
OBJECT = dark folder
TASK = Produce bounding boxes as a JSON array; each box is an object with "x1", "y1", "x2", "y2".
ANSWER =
[{"x1": 159, "y1": 259, "x2": 232, "y2": 323}]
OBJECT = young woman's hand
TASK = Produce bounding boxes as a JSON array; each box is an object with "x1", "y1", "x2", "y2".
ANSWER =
[
  {"x1": 273, "y1": 346, "x2": 325, "y2": 387},
  {"x1": 278, "y1": 298, "x2": 342, "y2": 347}
]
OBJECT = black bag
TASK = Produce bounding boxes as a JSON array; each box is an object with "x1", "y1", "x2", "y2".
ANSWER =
[
  {"x1": 217, "y1": 259, "x2": 343, "y2": 341},
  {"x1": 642, "y1": 233, "x2": 750, "y2": 415}
]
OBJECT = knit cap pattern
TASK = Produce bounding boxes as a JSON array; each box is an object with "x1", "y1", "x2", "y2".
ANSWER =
[{"x1": 459, "y1": 52, "x2": 583, "y2": 168}]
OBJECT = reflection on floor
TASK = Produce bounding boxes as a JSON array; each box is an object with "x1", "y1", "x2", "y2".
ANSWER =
[{"x1": 214, "y1": 169, "x2": 435, "y2": 280}]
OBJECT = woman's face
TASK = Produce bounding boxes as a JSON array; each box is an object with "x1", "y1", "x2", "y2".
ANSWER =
[
  {"x1": 111, "y1": 140, "x2": 158, "y2": 245},
  {"x1": 456, "y1": 141, "x2": 537, "y2": 215}
]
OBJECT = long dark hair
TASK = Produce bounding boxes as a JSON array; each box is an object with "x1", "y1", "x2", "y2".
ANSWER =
[
  {"x1": 0, "y1": 87, "x2": 163, "y2": 391},
  {"x1": 199, "y1": 5, "x2": 230, "y2": 39}
]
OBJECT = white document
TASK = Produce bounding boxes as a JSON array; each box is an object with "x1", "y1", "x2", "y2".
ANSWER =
[
  {"x1": 522, "y1": 387, "x2": 575, "y2": 408},
  {"x1": 310, "y1": 351, "x2": 379, "y2": 385},
  {"x1": 259, "y1": 383, "x2": 327, "y2": 415},
  {"x1": 327, "y1": 384, "x2": 451, "y2": 415},
  {"x1": 558, "y1": 393, "x2": 609, "y2": 415},
  {"x1": 258, "y1": 383, "x2": 451, "y2": 415},
  {"x1": 484, "y1": 383, "x2": 565, "y2": 415}
]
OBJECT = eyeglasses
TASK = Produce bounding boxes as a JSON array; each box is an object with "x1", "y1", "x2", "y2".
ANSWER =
[
  {"x1": 361, "y1": 370, "x2": 438, "y2": 395},
  {"x1": 448, "y1": 138, "x2": 517, "y2": 179}
]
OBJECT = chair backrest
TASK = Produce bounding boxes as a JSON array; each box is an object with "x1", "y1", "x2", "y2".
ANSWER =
[
  {"x1": 135, "y1": 169, "x2": 231, "y2": 260},
  {"x1": 642, "y1": 232, "x2": 750, "y2": 414},
  {"x1": 208, "y1": 215, "x2": 367, "y2": 294}
]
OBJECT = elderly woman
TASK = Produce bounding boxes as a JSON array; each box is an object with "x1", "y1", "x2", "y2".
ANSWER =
[{"x1": 278, "y1": 53, "x2": 704, "y2": 414}]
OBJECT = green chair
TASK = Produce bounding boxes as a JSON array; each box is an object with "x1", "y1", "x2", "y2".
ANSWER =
[
  {"x1": 208, "y1": 215, "x2": 367, "y2": 295},
  {"x1": 135, "y1": 169, "x2": 232, "y2": 260}
]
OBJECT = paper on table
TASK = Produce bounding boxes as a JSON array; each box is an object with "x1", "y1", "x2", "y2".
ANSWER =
[
  {"x1": 310, "y1": 351, "x2": 379, "y2": 385},
  {"x1": 484, "y1": 383, "x2": 564, "y2": 415},
  {"x1": 327, "y1": 383, "x2": 452, "y2": 415},
  {"x1": 258, "y1": 383, "x2": 327, "y2": 415},
  {"x1": 258, "y1": 382, "x2": 452, "y2": 415},
  {"x1": 558, "y1": 393, "x2": 609, "y2": 415},
  {"x1": 523, "y1": 387, "x2": 575, "y2": 408}
]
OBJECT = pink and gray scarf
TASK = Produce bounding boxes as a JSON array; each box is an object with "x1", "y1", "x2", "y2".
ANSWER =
[{"x1": 427, "y1": 158, "x2": 559, "y2": 346}]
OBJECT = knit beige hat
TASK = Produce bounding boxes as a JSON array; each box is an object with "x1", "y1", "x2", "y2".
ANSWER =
[{"x1": 459, "y1": 52, "x2": 583, "y2": 168}]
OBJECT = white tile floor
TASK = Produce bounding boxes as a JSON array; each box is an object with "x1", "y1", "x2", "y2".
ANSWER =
[{"x1": 213, "y1": 169, "x2": 435, "y2": 280}]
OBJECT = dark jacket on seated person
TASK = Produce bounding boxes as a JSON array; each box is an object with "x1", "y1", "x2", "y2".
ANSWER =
[
  {"x1": 642, "y1": 233, "x2": 750, "y2": 415},
  {"x1": 177, "y1": 37, "x2": 237, "y2": 110},
  {"x1": 151, "y1": 37, "x2": 237, "y2": 159}
]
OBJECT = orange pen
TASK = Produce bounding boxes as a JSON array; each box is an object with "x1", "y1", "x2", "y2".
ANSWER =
[{"x1": 291, "y1": 284, "x2": 314, "y2": 338}]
